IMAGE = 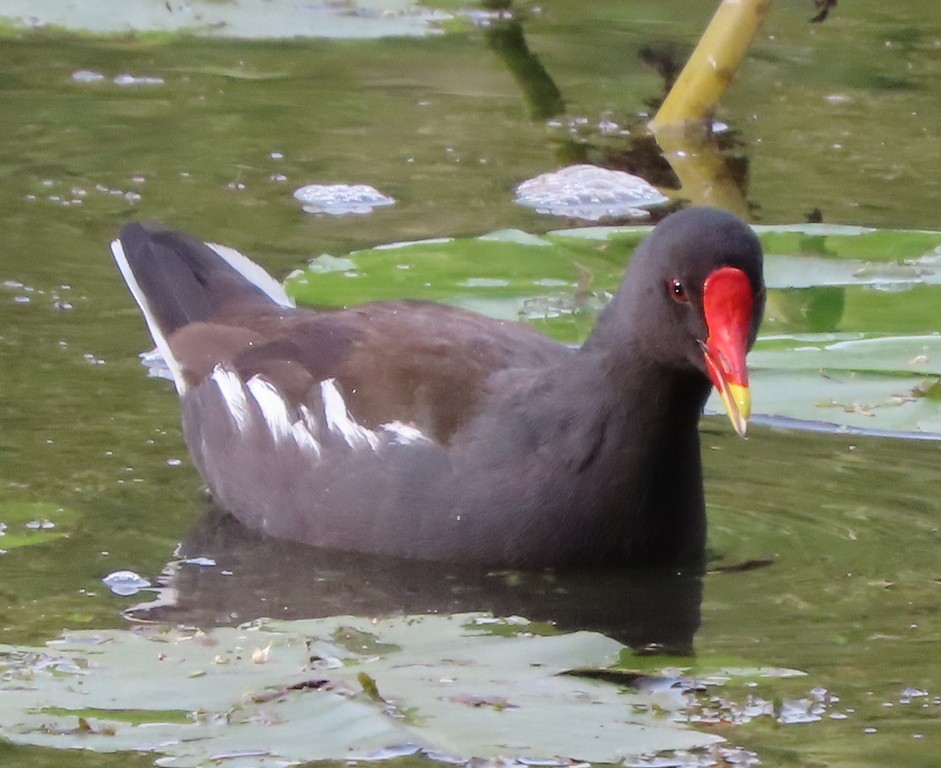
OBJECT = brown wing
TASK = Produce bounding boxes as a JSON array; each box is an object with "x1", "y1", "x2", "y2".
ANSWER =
[{"x1": 168, "y1": 299, "x2": 571, "y2": 445}]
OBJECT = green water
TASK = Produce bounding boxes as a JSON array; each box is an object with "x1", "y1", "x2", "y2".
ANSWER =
[{"x1": 0, "y1": 0, "x2": 939, "y2": 765}]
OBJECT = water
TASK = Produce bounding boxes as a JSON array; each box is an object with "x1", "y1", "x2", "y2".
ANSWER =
[{"x1": 0, "y1": 0, "x2": 939, "y2": 765}]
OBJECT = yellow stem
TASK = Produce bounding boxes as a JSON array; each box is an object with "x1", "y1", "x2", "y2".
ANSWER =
[
  {"x1": 650, "y1": 0, "x2": 773, "y2": 129},
  {"x1": 651, "y1": 123, "x2": 751, "y2": 217}
]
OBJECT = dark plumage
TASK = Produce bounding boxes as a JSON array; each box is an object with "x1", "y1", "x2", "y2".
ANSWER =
[{"x1": 112, "y1": 207, "x2": 764, "y2": 568}]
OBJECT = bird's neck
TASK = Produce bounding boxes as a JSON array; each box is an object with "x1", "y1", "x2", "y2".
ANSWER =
[{"x1": 568, "y1": 348, "x2": 710, "y2": 567}]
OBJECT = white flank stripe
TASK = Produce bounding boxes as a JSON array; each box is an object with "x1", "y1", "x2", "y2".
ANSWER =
[
  {"x1": 211, "y1": 366, "x2": 250, "y2": 431},
  {"x1": 246, "y1": 376, "x2": 293, "y2": 442},
  {"x1": 207, "y1": 242, "x2": 295, "y2": 308},
  {"x1": 382, "y1": 420, "x2": 429, "y2": 445},
  {"x1": 320, "y1": 379, "x2": 380, "y2": 449},
  {"x1": 295, "y1": 406, "x2": 322, "y2": 456},
  {"x1": 299, "y1": 404, "x2": 319, "y2": 435},
  {"x1": 111, "y1": 238, "x2": 187, "y2": 394},
  {"x1": 291, "y1": 421, "x2": 322, "y2": 455}
]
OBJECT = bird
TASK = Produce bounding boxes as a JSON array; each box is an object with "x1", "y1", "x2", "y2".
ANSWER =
[{"x1": 112, "y1": 207, "x2": 764, "y2": 569}]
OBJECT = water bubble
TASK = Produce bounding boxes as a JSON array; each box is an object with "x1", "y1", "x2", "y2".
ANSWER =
[
  {"x1": 23, "y1": 519, "x2": 56, "y2": 531},
  {"x1": 514, "y1": 164, "x2": 668, "y2": 221},
  {"x1": 293, "y1": 183, "x2": 395, "y2": 215},
  {"x1": 102, "y1": 570, "x2": 151, "y2": 596},
  {"x1": 72, "y1": 70, "x2": 105, "y2": 83},
  {"x1": 460, "y1": 278, "x2": 510, "y2": 288},
  {"x1": 778, "y1": 697, "x2": 824, "y2": 724},
  {"x1": 113, "y1": 74, "x2": 165, "y2": 87},
  {"x1": 181, "y1": 556, "x2": 216, "y2": 567}
]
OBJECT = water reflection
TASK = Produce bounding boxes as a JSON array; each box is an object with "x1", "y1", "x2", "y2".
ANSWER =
[
  {"x1": 130, "y1": 505, "x2": 703, "y2": 656},
  {"x1": 484, "y1": 20, "x2": 564, "y2": 120},
  {"x1": 485, "y1": 15, "x2": 753, "y2": 220}
]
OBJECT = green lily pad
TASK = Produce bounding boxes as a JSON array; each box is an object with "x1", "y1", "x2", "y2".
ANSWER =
[
  {"x1": 0, "y1": 502, "x2": 79, "y2": 551},
  {"x1": 0, "y1": 614, "x2": 727, "y2": 765},
  {"x1": 284, "y1": 225, "x2": 941, "y2": 436}
]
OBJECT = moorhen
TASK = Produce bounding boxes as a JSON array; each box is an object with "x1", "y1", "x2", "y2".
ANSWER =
[{"x1": 112, "y1": 207, "x2": 764, "y2": 568}]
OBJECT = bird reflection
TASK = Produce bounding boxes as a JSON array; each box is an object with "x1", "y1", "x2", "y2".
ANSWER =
[{"x1": 130, "y1": 504, "x2": 703, "y2": 657}]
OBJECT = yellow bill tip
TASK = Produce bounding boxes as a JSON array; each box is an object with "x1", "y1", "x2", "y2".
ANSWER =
[{"x1": 719, "y1": 381, "x2": 751, "y2": 437}]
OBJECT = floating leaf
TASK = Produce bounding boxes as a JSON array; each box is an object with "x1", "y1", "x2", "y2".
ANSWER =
[{"x1": 0, "y1": 614, "x2": 725, "y2": 765}]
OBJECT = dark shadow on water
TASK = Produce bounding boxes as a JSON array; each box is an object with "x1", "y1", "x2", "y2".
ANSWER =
[{"x1": 129, "y1": 504, "x2": 703, "y2": 657}]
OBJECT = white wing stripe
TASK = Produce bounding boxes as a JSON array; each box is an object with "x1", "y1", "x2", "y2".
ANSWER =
[
  {"x1": 382, "y1": 420, "x2": 430, "y2": 445},
  {"x1": 246, "y1": 376, "x2": 294, "y2": 441},
  {"x1": 321, "y1": 379, "x2": 380, "y2": 450},
  {"x1": 211, "y1": 367, "x2": 250, "y2": 430},
  {"x1": 210, "y1": 369, "x2": 429, "y2": 453}
]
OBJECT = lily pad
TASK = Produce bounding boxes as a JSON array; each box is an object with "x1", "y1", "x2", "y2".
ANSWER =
[
  {"x1": 0, "y1": 614, "x2": 726, "y2": 765},
  {"x1": 0, "y1": 0, "x2": 448, "y2": 40},
  {"x1": 0, "y1": 501, "x2": 78, "y2": 551},
  {"x1": 284, "y1": 224, "x2": 941, "y2": 436}
]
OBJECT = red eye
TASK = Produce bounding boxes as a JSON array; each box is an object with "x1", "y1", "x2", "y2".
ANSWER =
[{"x1": 669, "y1": 278, "x2": 688, "y2": 303}]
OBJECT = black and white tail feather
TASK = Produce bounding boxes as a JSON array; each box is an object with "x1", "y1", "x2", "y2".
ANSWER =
[
  {"x1": 111, "y1": 222, "x2": 427, "y2": 455},
  {"x1": 110, "y1": 222, "x2": 294, "y2": 394}
]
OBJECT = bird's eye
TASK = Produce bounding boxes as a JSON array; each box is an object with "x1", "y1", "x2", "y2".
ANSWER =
[{"x1": 669, "y1": 278, "x2": 688, "y2": 303}]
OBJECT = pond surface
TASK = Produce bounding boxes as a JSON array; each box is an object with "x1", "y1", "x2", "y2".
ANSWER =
[{"x1": 0, "y1": 1, "x2": 940, "y2": 766}]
